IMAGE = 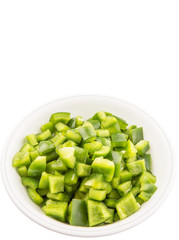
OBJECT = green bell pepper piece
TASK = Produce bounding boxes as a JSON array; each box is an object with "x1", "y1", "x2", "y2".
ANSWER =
[
  {"x1": 49, "y1": 112, "x2": 70, "y2": 124},
  {"x1": 36, "y1": 188, "x2": 49, "y2": 196},
  {"x1": 47, "y1": 192, "x2": 71, "y2": 202},
  {"x1": 20, "y1": 143, "x2": 35, "y2": 153},
  {"x1": 92, "y1": 111, "x2": 106, "y2": 122},
  {"x1": 107, "y1": 151, "x2": 123, "y2": 177},
  {"x1": 18, "y1": 165, "x2": 28, "y2": 177},
  {"x1": 57, "y1": 147, "x2": 76, "y2": 169},
  {"x1": 117, "y1": 181, "x2": 132, "y2": 196},
  {"x1": 101, "y1": 116, "x2": 117, "y2": 128},
  {"x1": 51, "y1": 158, "x2": 68, "y2": 172},
  {"x1": 84, "y1": 173, "x2": 104, "y2": 190},
  {"x1": 116, "y1": 192, "x2": 140, "y2": 220},
  {"x1": 107, "y1": 189, "x2": 120, "y2": 199},
  {"x1": 45, "y1": 150, "x2": 58, "y2": 162},
  {"x1": 73, "y1": 146, "x2": 88, "y2": 163},
  {"x1": 76, "y1": 115, "x2": 84, "y2": 127},
  {"x1": 26, "y1": 134, "x2": 38, "y2": 146},
  {"x1": 38, "y1": 172, "x2": 49, "y2": 189},
  {"x1": 79, "y1": 177, "x2": 89, "y2": 193},
  {"x1": 64, "y1": 169, "x2": 78, "y2": 185},
  {"x1": 111, "y1": 177, "x2": 120, "y2": 189},
  {"x1": 139, "y1": 153, "x2": 152, "y2": 171},
  {"x1": 105, "y1": 208, "x2": 114, "y2": 224},
  {"x1": 76, "y1": 162, "x2": 92, "y2": 177},
  {"x1": 131, "y1": 186, "x2": 140, "y2": 196},
  {"x1": 88, "y1": 189, "x2": 106, "y2": 201},
  {"x1": 28, "y1": 156, "x2": 46, "y2": 177},
  {"x1": 96, "y1": 137, "x2": 112, "y2": 149},
  {"x1": 126, "y1": 159, "x2": 146, "y2": 176},
  {"x1": 69, "y1": 199, "x2": 88, "y2": 226},
  {"x1": 51, "y1": 132, "x2": 66, "y2": 147},
  {"x1": 12, "y1": 152, "x2": 31, "y2": 168},
  {"x1": 21, "y1": 177, "x2": 39, "y2": 189},
  {"x1": 135, "y1": 140, "x2": 150, "y2": 156},
  {"x1": 130, "y1": 127, "x2": 143, "y2": 144},
  {"x1": 138, "y1": 175, "x2": 157, "y2": 201},
  {"x1": 65, "y1": 182, "x2": 79, "y2": 193},
  {"x1": 87, "y1": 119, "x2": 101, "y2": 129},
  {"x1": 66, "y1": 130, "x2": 82, "y2": 144},
  {"x1": 122, "y1": 140, "x2": 137, "y2": 158},
  {"x1": 79, "y1": 125, "x2": 96, "y2": 142},
  {"x1": 114, "y1": 212, "x2": 120, "y2": 222},
  {"x1": 55, "y1": 122, "x2": 69, "y2": 132},
  {"x1": 119, "y1": 169, "x2": 132, "y2": 183},
  {"x1": 42, "y1": 200, "x2": 68, "y2": 222},
  {"x1": 104, "y1": 198, "x2": 117, "y2": 208},
  {"x1": 36, "y1": 129, "x2": 51, "y2": 142},
  {"x1": 114, "y1": 115, "x2": 128, "y2": 130},
  {"x1": 87, "y1": 200, "x2": 111, "y2": 226},
  {"x1": 39, "y1": 140, "x2": 55, "y2": 155},
  {"x1": 67, "y1": 118, "x2": 76, "y2": 129},
  {"x1": 91, "y1": 157, "x2": 115, "y2": 182},
  {"x1": 92, "y1": 146, "x2": 110, "y2": 159},
  {"x1": 111, "y1": 133, "x2": 127, "y2": 147},
  {"x1": 41, "y1": 122, "x2": 55, "y2": 133},
  {"x1": 83, "y1": 141, "x2": 103, "y2": 155},
  {"x1": 49, "y1": 175, "x2": 64, "y2": 193},
  {"x1": 95, "y1": 129, "x2": 110, "y2": 137},
  {"x1": 27, "y1": 187, "x2": 44, "y2": 205},
  {"x1": 29, "y1": 150, "x2": 39, "y2": 162}
]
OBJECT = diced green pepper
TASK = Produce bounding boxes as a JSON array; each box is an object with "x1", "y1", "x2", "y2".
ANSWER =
[
  {"x1": 89, "y1": 189, "x2": 106, "y2": 201},
  {"x1": 95, "y1": 129, "x2": 110, "y2": 137},
  {"x1": 114, "y1": 212, "x2": 120, "y2": 222},
  {"x1": 28, "y1": 156, "x2": 46, "y2": 177},
  {"x1": 57, "y1": 147, "x2": 76, "y2": 169},
  {"x1": 47, "y1": 192, "x2": 71, "y2": 202},
  {"x1": 42, "y1": 200, "x2": 68, "y2": 222},
  {"x1": 76, "y1": 116, "x2": 84, "y2": 127},
  {"x1": 107, "y1": 189, "x2": 120, "y2": 199},
  {"x1": 55, "y1": 122, "x2": 69, "y2": 132},
  {"x1": 107, "y1": 151, "x2": 123, "y2": 177},
  {"x1": 135, "y1": 140, "x2": 150, "y2": 156},
  {"x1": 73, "y1": 146, "x2": 88, "y2": 163},
  {"x1": 139, "y1": 153, "x2": 152, "y2": 171},
  {"x1": 45, "y1": 150, "x2": 59, "y2": 162},
  {"x1": 116, "y1": 192, "x2": 140, "y2": 220},
  {"x1": 69, "y1": 199, "x2": 88, "y2": 226},
  {"x1": 117, "y1": 181, "x2": 132, "y2": 196},
  {"x1": 67, "y1": 118, "x2": 76, "y2": 129},
  {"x1": 39, "y1": 140, "x2": 55, "y2": 155},
  {"x1": 120, "y1": 170, "x2": 132, "y2": 183},
  {"x1": 50, "y1": 112, "x2": 70, "y2": 124},
  {"x1": 21, "y1": 177, "x2": 39, "y2": 189},
  {"x1": 111, "y1": 177, "x2": 120, "y2": 189},
  {"x1": 51, "y1": 158, "x2": 68, "y2": 172},
  {"x1": 26, "y1": 134, "x2": 38, "y2": 146},
  {"x1": 96, "y1": 137, "x2": 112, "y2": 149},
  {"x1": 114, "y1": 116, "x2": 128, "y2": 130},
  {"x1": 20, "y1": 143, "x2": 35, "y2": 153},
  {"x1": 79, "y1": 178, "x2": 89, "y2": 193},
  {"x1": 29, "y1": 150, "x2": 39, "y2": 162},
  {"x1": 87, "y1": 200, "x2": 111, "y2": 226},
  {"x1": 131, "y1": 186, "x2": 140, "y2": 196},
  {"x1": 38, "y1": 172, "x2": 49, "y2": 189},
  {"x1": 92, "y1": 146, "x2": 110, "y2": 159},
  {"x1": 64, "y1": 170, "x2": 78, "y2": 185},
  {"x1": 111, "y1": 133, "x2": 127, "y2": 147},
  {"x1": 126, "y1": 159, "x2": 146, "y2": 176},
  {"x1": 123, "y1": 140, "x2": 137, "y2": 159},
  {"x1": 36, "y1": 129, "x2": 51, "y2": 142},
  {"x1": 87, "y1": 119, "x2": 101, "y2": 129},
  {"x1": 107, "y1": 122, "x2": 121, "y2": 134},
  {"x1": 130, "y1": 127, "x2": 143, "y2": 144},
  {"x1": 101, "y1": 116, "x2": 117, "y2": 128},
  {"x1": 105, "y1": 208, "x2": 114, "y2": 223},
  {"x1": 12, "y1": 152, "x2": 31, "y2": 168},
  {"x1": 84, "y1": 173, "x2": 104, "y2": 190},
  {"x1": 51, "y1": 132, "x2": 66, "y2": 147},
  {"x1": 91, "y1": 157, "x2": 115, "y2": 182},
  {"x1": 49, "y1": 175, "x2": 64, "y2": 193},
  {"x1": 18, "y1": 165, "x2": 28, "y2": 177},
  {"x1": 27, "y1": 188, "x2": 44, "y2": 205},
  {"x1": 104, "y1": 199, "x2": 117, "y2": 208},
  {"x1": 92, "y1": 111, "x2": 106, "y2": 122},
  {"x1": 79, "y1": 126, "x2": 96, "y2": 142},
  {"x1": 76, "y1": 163, "x2": 92, "y2": 177},
  {"x1": 41, "y1": 122, "x2": 55, "y2": 133},
  {"x1": 66, "y1": 130, "x2": 82, "y2": 144},
  {"x1": 83, "y1": 141, "x2": 103, "y2": 155}
]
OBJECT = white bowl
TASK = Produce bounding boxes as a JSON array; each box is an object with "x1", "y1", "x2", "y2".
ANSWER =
[{"x1": 1, "y1": 95, "x2": 174, "y2": 237}]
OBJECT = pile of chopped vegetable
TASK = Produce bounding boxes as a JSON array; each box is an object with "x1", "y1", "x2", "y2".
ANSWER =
[{"x1": 12, "y1": 111, "x2": 157, "y2": 226}]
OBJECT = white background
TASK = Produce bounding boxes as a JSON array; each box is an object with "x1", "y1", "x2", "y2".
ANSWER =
[{"x1": 0, "y1": 1, "x2": 179, "y2": 239}]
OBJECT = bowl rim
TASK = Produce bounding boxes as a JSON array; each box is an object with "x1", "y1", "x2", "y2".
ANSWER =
[{"x1": 1, "y1": 94, "x2": 176, "y2": 237}]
